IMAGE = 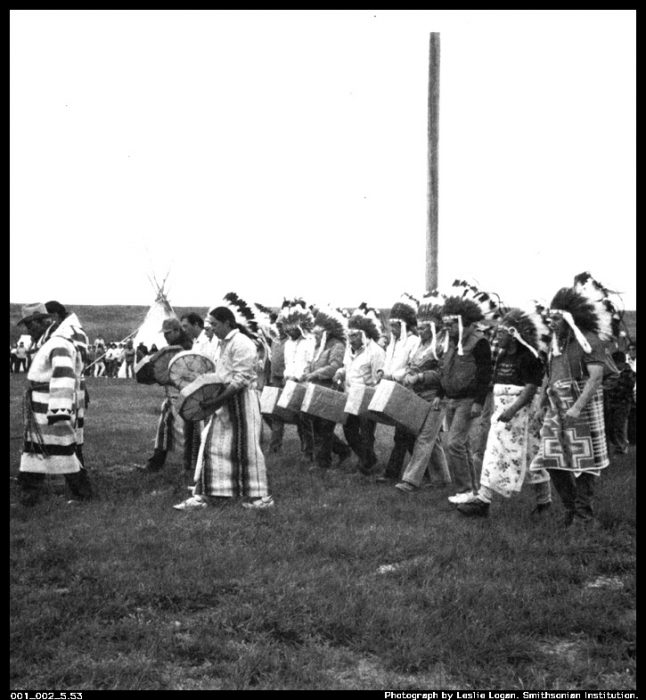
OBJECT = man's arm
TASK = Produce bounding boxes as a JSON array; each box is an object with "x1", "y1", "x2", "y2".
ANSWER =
[{"x1": 564, "y1": 363, "x2": 603, "y2": 422}]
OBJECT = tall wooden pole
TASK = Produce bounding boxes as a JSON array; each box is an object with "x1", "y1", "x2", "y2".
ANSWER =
[{"x1": 426, "y1": 32, "x2": 440, "y2": 292}]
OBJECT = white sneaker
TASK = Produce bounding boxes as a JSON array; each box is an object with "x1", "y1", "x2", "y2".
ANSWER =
[
  {"x1": 448, "y1": 492, "x2": 476, "y2": 505},
  {"x1": 242, "y1": 495, "x2": 275, "y2": 510},
  {"x1": 173, "y1": 495, "x2": 207, "y2": 511}
]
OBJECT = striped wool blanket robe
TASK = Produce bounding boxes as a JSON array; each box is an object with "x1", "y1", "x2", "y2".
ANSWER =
[
  {"x1": 530, "y1": 379, "x2": 609, "y2": 476},
  {"x1": 193, "y1": 387, "x2": 269, "y2": 499},
  {"x1": 20, "y1": 328, "x2": 84, "y2": 475}
]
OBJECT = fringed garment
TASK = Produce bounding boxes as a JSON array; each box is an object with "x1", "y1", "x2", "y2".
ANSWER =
[
  {"x1": 154, "y1": 392, "x2": 179, "y2": 452},
  {"x1": 529, "y1": 379, "x2": 608, "y2": 476},
  {"x1": 479, "y1": 386, "x2": 549, "y2": 498},
  {"x1": 153, "y1": 388, "x2": 205, "y2": 470},
  {"x1": 20, "y1": 329, "x2": 84, "y2": 475},
  {"x1": 193, "y1": 386, "x2": 268, "y2": 498}
]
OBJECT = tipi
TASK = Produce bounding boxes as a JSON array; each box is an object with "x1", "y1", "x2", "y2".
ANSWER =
[{"x1": 117, "y1": 275, "x2": 176, "y2": 377}]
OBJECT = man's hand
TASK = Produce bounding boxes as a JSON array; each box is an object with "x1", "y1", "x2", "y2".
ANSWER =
[
  {"x1": 431, "y1": 396, "x2": 442, "y2": 411},
  {"x1": 563, "y1": 405, "x2": 581, "y2": 424},
  {"x1": 200, "y1": 396, "x2": 222, "y2": 410},
  {"x1": 497, "y1": 408, "x2": 514, "y2": 423},
  {"x1": 402, "y1": 373, "x2": 416, "y2": 387},
  {"x1": 471, "y1": 402, "x2": 483, "y2": 419}
]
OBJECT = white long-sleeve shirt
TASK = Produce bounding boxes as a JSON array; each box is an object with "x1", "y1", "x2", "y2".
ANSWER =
[
  {"x1": 341, "y1": 340, "x2": 386, "y2": 388},
  {"x1": 193, "y1": 330, "x2": 220, "y2": 364},
  {"x1": 213, "y1": 329, "x2": 257, "y2": 390},
  {"x1": 283, "y1": 335, "x2": 316, "y2": 381},
  {"x1": 382, "y1": 333, "x2": 421, "y2": 382}
]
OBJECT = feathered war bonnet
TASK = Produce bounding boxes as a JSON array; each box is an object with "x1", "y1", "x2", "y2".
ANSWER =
[
  {"x1": 312, "y1": 305, "x2": 348, "y2": 341},
  {"x1": 305, "y1": 304, "x2": 346, "y2": 361},
  {"x1": 417, "y1": 290, "x2": 446, "y2": 360},
  {"x1": 499, "y1": 306, "x2": 552, "y2": 359},
  {"x1": 547, "y1": 271, "x2": 622, "y2": 356},
  {"x1": 347, "y1": 302, "x2": 383, "y2": 345},
  {"x1": 251, "y1": 301, "x2": 275, "y2": 361},
  {"x1": 441, "y1": 280, "x2": 505, "y2": 356},
  {"x1": 388, "y1": 293, "x2": 419, "y2": 339},
  {"x1": 277, "y1": 297, "x2": 315, "y2": 338},
  {"x1": 213, "y1": 292, "x2": 261, "y2": 340}
]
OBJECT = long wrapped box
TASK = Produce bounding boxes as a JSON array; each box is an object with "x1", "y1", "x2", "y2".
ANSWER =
[
  {"x1": 367, "y1": 379, "x2": 431, "y2": 435},
  {"x1": 259, "y1": 385, "x2": 298, "y2": 423},
  {"x1": 300, "y1": 383, "x2": 347, "y2": 425},
  {"x1": 274, "y1": 380, "x2": 307, "y2": 423},
  {"x1": 260, "y1": 386, "x2": 281, "y2": 415},
  {"x1": 344, "y1": 384, "x2": 376, "y2": 417}
]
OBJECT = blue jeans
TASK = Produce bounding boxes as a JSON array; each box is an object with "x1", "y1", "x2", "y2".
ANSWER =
[
  {"x1": 400, "y1": 407, "x2": 450, "y2": 488},
  {"x1": 445, "y1": 397, "x2": 478, "y2": 493},
  {"x1": 467, "y1": 391, "x2": 494, "y2": 490},
  {"x1": 549, "y1": 469, "x2": 596, "y2": 520},
  {"x1": 343, "y1": 414, "x2": 377, "y2": 473}
]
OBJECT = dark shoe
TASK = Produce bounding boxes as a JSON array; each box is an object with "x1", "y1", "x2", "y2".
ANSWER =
[
  {"x1": 531, "y1": 502, "x2": 552, "y2": 517},
  {"x1": 572, "y1": 514, "x2": 600, "y2": 531},
  {"x1": 561, "y1": 511, "x2": 575, "y2": 528},
  {"x1": 395, "y1": 481, "x2": 419, "y2": 494},
  {"x1": 337, "y1": 450, "x2": 352, "y2": 467},
  {"x1": 456, "y1": 498, "x2": 490, "y2": 517},
  {"x1": 375, "y1": 474, "x2": 396, "y2": 483},
  {"x1": 19, "y1": 492, "x2": 39, "y2": 507},
  {"x1": 145, "y1": 450, "x2": 166, "y2": 472}
]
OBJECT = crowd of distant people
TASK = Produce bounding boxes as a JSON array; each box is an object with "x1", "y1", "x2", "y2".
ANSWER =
[{"x1": 83, "y1": 338, "x2": 141, "y2": 378}]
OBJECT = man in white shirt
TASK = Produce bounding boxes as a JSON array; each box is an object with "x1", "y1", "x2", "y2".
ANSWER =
[
  {"x1": 181, "y1": 312, "x2": 219, "y2": 361},
  {"x1": 174, "y1": 300, "x2": 273, "y2": 510},
  {"x1": 278, "y1": 299, "x2": 316, "y2": 459},
  {"x1": 334, "y1": 306, "x2": 385, "y2": 475},
  {"x1": 375, "y1": 294, "x2": 421, "y2": 483}
]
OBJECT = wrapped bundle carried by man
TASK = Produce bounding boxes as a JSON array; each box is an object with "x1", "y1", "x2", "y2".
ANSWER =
[
  {"x1": 368, "y1": 378, "x2": 431, "y2": 435},
  {"x1": 344, "y1": 384, "x2": 376, "y2": 416},
  {"x1": 273, "y1": 379, "x2": 307, "y2": 423},
  {"x1": 301, "y1": 382, "x2": 347, "y2": 425}
]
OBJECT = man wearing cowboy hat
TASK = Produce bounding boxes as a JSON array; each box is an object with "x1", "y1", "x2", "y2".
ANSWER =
[{"x1": 16, "y1": 302, "x2": 94, "y2": 506}]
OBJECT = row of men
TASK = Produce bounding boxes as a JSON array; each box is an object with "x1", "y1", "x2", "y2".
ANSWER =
[
  {"x1": 13, "y1": 277, "x2": 633, "y2": 524},
  {"x1": 167, "y1": 275, "x2": 629, "y2": 526}
]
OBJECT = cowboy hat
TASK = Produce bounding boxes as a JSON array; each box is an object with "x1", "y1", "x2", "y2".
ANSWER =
[{"x1": 17, "y1": 302, "x2": 50, "y2": 326}]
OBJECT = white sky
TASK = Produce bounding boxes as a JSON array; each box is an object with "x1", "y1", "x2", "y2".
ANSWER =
[{"x1": 10, "y1": 9, "x2": 636, "y2": 312}]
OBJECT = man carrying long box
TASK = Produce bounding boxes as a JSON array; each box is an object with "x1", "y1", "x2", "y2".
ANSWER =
[{"x1": 334, "y1": 305, "x2": 385, "y2": 475}]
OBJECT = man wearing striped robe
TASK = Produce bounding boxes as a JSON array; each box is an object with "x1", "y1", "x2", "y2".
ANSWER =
[
  {"x1": 17, "y1": 303, "x2": 93, "y2": 507},
  {"x1": 174, "y1": 305, "x2": 273, "y2": 510}
]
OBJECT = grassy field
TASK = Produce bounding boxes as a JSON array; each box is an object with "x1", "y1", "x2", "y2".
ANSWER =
[{"x1": 9, "y1": 374, "x2": 636, "y2": 690}]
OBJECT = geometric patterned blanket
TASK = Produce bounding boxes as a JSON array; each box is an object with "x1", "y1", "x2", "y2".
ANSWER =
[{"x1": 529, "y1": 379, "x2": 608, "y2": 476}]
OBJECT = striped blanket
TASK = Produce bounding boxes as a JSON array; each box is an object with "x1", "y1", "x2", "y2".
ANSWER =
[
  {"x1": 193, "y1": 387, "x2": 269, "y2": 499},
  {"x1": 529, "y1": 379, "x2": 608, "y2": 476},
  {"x1": 20, "y1": 332, "x2": 84, "y2": 475}
]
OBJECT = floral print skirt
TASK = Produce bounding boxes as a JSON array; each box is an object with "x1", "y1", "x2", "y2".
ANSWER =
[{"x1": 480, "y1": 384, "x2": 549, "y2": 498}]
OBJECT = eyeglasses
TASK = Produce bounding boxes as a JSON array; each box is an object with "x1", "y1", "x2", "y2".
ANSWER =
[{"x1": 441, "y1": 316, "x2": 460, "y2": 325}]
